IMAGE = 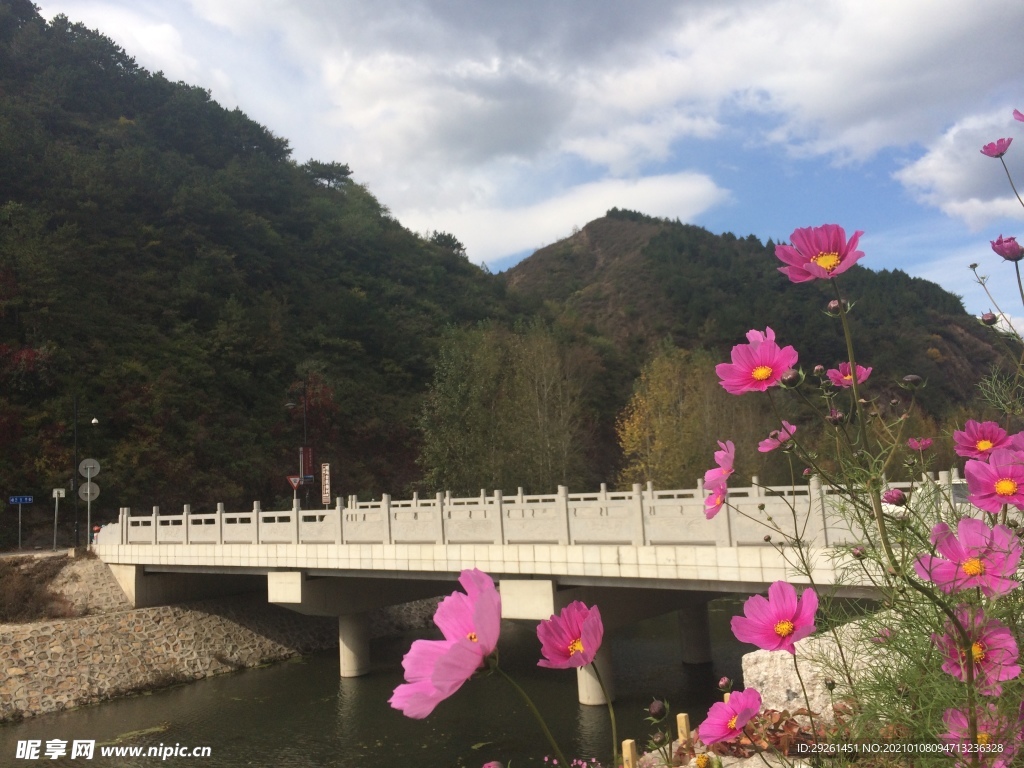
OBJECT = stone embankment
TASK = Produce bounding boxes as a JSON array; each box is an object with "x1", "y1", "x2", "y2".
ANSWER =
[{"x1": 0, "y1": 555, "x2": 440, "y2": 722}]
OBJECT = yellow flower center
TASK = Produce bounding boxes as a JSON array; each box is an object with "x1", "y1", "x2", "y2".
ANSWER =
[
  {"x1": 995, "y1": 478, "x2": 1018, "y2": 497},
  {"x1": 962, "y1": 558, "x2": 985, "y2": 577},
  {"x1": 695, "y1": 756, "x2": 711, "y2": 768},
  {"x1": 971, "y1": 642, "x2": 985, "y2": 662},
  {"x1": 751, "y1": 365, "x2": 773, "y2": 381},
  {"x1": 467, "y1": 632, "x2": 478, "y2": 643},
  {"x1": 774, "y1": 620, "x2": 795, "y2": 638},
  {"x1": 727, "y1": 715, "x2": 739, "y2": 731},
  {"x1": 976, "y1": 732, "x2": 991, "y2": 746},
  {"x1": 843, "y1": 373, "x2": 853, "y2": 381},
  {"x1": 813, "y1": 251, "x2": 841, "y2": 272},
  {"x1": 568, "y1": 637, "x2": 584, "y2": 656},
  {"x1": 977, "y1": 439, "x2": 994, "y2": 452}
]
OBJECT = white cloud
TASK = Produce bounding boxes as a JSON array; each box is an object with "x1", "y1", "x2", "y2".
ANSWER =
[
  {"x1": 32, "y1": 0, "x2": 1024, "y2": 308},
  {"x1": 895, "y1": 110, "x2": 1024, "y2": 228},
  {"x1": 401, "y1": 172, "x2": 729, "y2": 264}
]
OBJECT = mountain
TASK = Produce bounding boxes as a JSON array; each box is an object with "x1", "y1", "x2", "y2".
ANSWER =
[
  {"x1": 504, "y1": 209, "x2": 1002, "y2": 421},
  {"x1": 0, "y1": 1, "x2": 515, "y2": 529}
]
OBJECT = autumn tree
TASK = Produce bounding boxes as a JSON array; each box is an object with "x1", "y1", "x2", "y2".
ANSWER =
[{"x1": 617, "y1": 345, "x2": 782, "y2": 489}]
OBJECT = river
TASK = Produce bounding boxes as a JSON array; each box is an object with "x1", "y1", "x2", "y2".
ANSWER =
[{"x1": 0, "y1": 600, "x2": 750, "y2": 767}]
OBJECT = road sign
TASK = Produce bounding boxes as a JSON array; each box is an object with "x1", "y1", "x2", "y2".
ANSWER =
[
  {"x1": 78, "y1": 482, "x2": 100, "y2": 502},
  {"x1": 321, "y1": 463, "x2": 331, "y2": 505},
  {"x1": 79, "y1": 458, "x2": 100, "y2": 477},
  {"x1": 9, "y1": 496, "x2": 33, "y2": 505},
  {"x1": 52, "y1": 488, "x2": 66, "y2": 499},
  {"x1": 287, "y1": 475, "x2": 301, "y2": 490}
]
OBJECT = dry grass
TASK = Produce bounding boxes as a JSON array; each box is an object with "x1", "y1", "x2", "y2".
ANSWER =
[{"x1": 0, "y1": 555, "x2": 77, "y2": 623}]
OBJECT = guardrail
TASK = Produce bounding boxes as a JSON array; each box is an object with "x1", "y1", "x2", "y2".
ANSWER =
[{"x1": 95, "y1": 471, "x2": 963, "y2": 549}]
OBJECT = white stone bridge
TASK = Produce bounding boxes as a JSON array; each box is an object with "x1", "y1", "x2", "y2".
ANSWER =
[{"x1": 93, "y1": 472, "x2": 962, "y2": 703}]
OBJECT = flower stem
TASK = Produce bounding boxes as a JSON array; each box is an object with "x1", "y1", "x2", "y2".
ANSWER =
[
  {"x1": 494, "y1": 665, "x2": 569, "y2": 767},
  {"x1": 592, "y1": 661, "x2": 619, "y2": 766}
]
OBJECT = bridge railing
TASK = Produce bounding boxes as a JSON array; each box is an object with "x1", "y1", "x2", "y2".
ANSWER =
[{"x1": 97, "y1": 470, "x2": 963, "y2": 549}]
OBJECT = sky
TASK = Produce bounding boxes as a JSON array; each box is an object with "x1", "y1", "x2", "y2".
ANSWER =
[{"x1": 34, "y1": 0, "x2": 1024, "y2": 321}]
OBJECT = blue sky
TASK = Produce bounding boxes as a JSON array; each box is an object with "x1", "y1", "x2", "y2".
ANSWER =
[{"x1": 35, "y1": 0, "x2": 1024, "y2": 321}]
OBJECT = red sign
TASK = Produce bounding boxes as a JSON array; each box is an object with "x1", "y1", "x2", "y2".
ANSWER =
[
  {"x1": 299, "y1": 446, "x2": 314, "y2": 484},
  {"x1": 287, "y1": 475, "x2": 301, "y2": 490}
]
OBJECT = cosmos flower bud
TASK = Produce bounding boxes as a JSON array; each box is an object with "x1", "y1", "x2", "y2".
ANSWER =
[
  {"x1": 826, "y1": 299, "x2": 842, "y2": 315},
  {"x1": 813, "y1": 364, "x2": 825, "y2": 376},
  {"x1": 826, "y1": 409, "x2": 844, "y2": 425},
  {"x1": 981, "y1": 312, "x2": 998, "y2": 326},
  {"x1": 851, "y1": 546, "x2": 866, "y2": 559},
  {"x1": 648, "y1": 699, "x2": 666, "y2": 719},
  {"x1": 900, "y1": 374, "x2": 923, "y2": 389},
  {"x1": 780, "y1": 368, "x2": 801, "y2": 388},
  {"x1": 718, "y1": 677, "x2": 733, "y2": 692},
  {"x1": 764, "y1": 534, "x2": 772, "y2": 543},
  {"x1": 825, "y1": 679, "x2": 836, "y2": 692}
]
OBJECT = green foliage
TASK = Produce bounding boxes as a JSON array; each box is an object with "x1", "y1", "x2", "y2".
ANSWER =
[
  {"x1": 0, "y1": 3, "x2": 509, "y2": 531},
  {"x1": 418, "y1": 321, "x2": 593, "y2": 494}
]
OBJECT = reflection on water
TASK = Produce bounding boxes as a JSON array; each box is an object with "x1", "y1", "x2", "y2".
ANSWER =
[{"x1": 0, "y1": 599, "x2": 754, "y2": 767}]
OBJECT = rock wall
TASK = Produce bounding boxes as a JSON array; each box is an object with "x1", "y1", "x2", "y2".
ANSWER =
[
  {"x1": 0, "y1": 593, "x2": 338, "y2": 721},
  {"x1": 0, "y1": 556, "x2": 443, "y2": 722}
]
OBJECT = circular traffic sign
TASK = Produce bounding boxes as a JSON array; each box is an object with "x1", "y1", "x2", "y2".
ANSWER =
[
  {"x1": 78, "y1": 482, "x2": 100, "y2": 502},
  {"x1": 79, "y1": 458, "x2": 100, "y2": 478}
]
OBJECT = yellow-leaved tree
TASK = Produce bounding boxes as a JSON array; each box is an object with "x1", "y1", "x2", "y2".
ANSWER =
[{"x1": 616, "y1": 345, "x2": 782, "y2": 489}]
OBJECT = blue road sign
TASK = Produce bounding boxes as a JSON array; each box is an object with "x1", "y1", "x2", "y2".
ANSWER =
[{"x1": 9, "y1": 496, "x2": 33, "y2": 504}]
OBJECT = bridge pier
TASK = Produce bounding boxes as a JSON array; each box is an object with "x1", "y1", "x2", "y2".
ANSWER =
[
  {"x1": 338, "y1": 612, "x2": 371, "y2": 677},
  {"x1": 500, "y1": 579, "x2": 716, "y2": 705},
  {"x1": 576, "y1": 645, "x2": 614, "y2": 705},
  {"x1": 678, "y1": 595, "x2": 713, "y2": 664}
]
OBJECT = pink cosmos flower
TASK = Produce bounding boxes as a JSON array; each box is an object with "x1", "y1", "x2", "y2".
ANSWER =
[
  {"x1": 965, "y1": 448, "x2": 1024, "y2": 514},
  {"x1": 941, "y1": 705, "x2": 1014, "y2": 768},
  {"x1": 745, "y1": 327, "x2": 775, "y2": 343},
  {"x1": 907, "y1": 437, "x2": 933, "y2": 451},
  {"x1": 933, "y1": 607, "x2": 1021, "y2": 696},
  {"x1": 954, "y1": 420, "x2": 1009, "y2": 459},
  {"x1": 537, "y1": 601, "x2": 604, "y2": 668},
  {"x1": 870, "y1": 627, "x2": 895, "y2": 644},
  {"x1": 881, "y1": 488, "x2": 907, "y2": 506},
  {"x1": 774, "y1": 224, "x2": 865, "y2": 283},
  {"x1": 731, "y1": 581, "x2": 818, "y2": 654},
  {"x1": 1014, "y1": 109, "x2": 1024, "y2": 122},
  {"x1": 704, "y1": 440, "x2": 735, "y2": 485},
  {"x1": 482, "y1": 763, "x2": 504, "y2": 768},
  {"x1": 826, "y1": 362, "x2": 872, "y2": 388},
  {"x1": 704, "y1": 479, "x2": 728, "y2": 520},
  {"x1": 390, "y1": 569, "x2": 501, "y2": 718},
  {"x1": 698, "y1": 688, "x2": 762, "y2": 744},
  {"x1": 992, "y1": 235, "x2": 1024, "y2": 262},
  {"x1": 715, "y1": 333, "x2": 799, "y2": 395},
  {"x1": 981, "y1": 138, "x2": 1013, "y2": 158},
  {"x1": 914, "y1": 518, "x2": 1020, "y2": 597},
  {"x1": 758, "y1": 421, "x2": 797, "y2": 453}
]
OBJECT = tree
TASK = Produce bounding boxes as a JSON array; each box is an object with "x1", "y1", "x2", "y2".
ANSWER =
[
  {"x1": 302, "y1": 160, "x2": 352, "y2": 189},
  {"x1": 617, "y1": 346, "x2": 780, "y2": 489},
  {"x1": 419, "y1": 322, "x2": 590, "y2": 494}
]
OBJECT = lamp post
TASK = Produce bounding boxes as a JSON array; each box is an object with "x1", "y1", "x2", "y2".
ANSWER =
[
  {"x1": 72, "y1": 395, "x2": 99, "y2": 548},
  {"x1": 286, "y1": 376, "x2": 310, "y2": 507}
]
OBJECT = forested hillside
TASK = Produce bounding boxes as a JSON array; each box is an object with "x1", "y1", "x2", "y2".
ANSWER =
[
  {"x1": 0, "y1": 0, "x2": 513, "y2": 535},
  {"x1": 0, "y1": 2, "x2": 1002, "y2": 547}
]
